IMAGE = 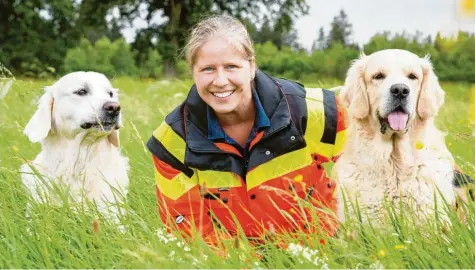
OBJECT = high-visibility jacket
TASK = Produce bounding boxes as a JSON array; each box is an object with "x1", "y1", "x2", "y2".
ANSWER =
[{"x1": 147, "y1": 70, "x2": 347, "y2": 244}]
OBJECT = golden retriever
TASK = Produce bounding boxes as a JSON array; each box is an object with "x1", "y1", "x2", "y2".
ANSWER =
[
  {"x1": 20, "y1": 72, "x2": 129, "y2": 229},
  {"x1": 334, "y1": 49, "x2": 462, "y2": 222}
]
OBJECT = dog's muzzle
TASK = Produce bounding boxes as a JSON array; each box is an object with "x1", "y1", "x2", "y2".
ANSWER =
[
  {"x1": 80, "y1": 102, "x2": 121, "y2": 130},
  {"x1": 379, "y1": 84, "x2": 410, "y2": 134}
]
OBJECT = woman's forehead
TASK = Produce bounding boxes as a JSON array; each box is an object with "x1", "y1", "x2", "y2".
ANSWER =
[{"x1": 194, "y1": 37, "x2": 247, "y2": 64}]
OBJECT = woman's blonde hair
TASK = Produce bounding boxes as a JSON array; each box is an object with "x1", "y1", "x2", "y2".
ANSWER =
[{"x1": 183, "y1": 15, "x2": 255, "y2": 68}]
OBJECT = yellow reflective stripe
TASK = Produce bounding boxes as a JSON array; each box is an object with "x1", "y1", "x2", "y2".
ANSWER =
[
  {"x1": 247, "y1": 147, "x2": 313, "y2": 191},
  {"x1": 305, "y1": 87, "x2": 324, "y2": 102},
  {"x1": 196, "y1": 170, "x2": 243, "y2": 188},
  {"x1": 333, "y1": 129, "x2": 347, "y2": 157},
  {"x1": 155, "y1": 168, "x2": 197, "y2": 200},
  {"x1": 152, "y1": 122, "x2": 186, "y2": 162},
  {"x1": 314, "y1": 142, "x2": 334, "y2": 159},
  {"x1": 304, "y1": 88, "x2": 326, "y2": 154}
]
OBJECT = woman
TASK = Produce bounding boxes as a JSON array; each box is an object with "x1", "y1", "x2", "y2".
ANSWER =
[{"x1": 146, "y1": 15, "x2": 347, "y2": 245}]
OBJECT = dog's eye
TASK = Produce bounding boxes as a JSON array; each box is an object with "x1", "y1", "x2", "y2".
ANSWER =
[
  {"x1": 373, "y1": 72, "x2": 385, "y2": 80},
  {"x1": 74, "y1": 89, "x2": 88, "y2": 96},
  {"x1": 408, "y1": 73, "x2": 418, "y2": 80},
  {"x1": 109, "y1": 91, "x2": 113, "y2": 98}
]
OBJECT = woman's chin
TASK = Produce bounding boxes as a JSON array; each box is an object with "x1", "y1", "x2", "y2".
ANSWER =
[{"x1": 210, "y1": 105, "x2": 235, "y2": 115}]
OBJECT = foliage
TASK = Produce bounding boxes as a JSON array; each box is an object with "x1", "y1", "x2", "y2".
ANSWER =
[
  {"x1": 0, "y1": 4, "x2": 474, "y2": 82},
  {"x1": 63, "y1": 37, "x2": 138, "y2": 77},
  {"x1": 0, "y1": 0, "x2": 81, "y2": 78}
]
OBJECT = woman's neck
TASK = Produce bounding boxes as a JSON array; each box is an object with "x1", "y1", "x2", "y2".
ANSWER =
[{"x1": 216, "y1": 95, "x2": 255, "y2": 127}]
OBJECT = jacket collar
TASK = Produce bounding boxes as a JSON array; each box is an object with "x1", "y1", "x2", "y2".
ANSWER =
[{"x1": 184, "y1": 70, "x2": 291, "y2": 153}]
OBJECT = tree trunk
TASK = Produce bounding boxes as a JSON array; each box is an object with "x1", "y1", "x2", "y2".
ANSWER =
[
  {"x1": 162, "y1": 0, "x2": 182, "y2": 78},
  {"x1": 163, "y1": 58, "x2": 177, "y2": 78}
]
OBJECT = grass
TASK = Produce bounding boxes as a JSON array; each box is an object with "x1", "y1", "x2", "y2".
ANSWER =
[{"x1": 0, "y1": 75, "x2": 474, "y2": 268}]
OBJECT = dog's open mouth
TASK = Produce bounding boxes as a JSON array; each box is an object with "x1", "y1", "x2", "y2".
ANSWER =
[
  {"x1": 80, "y1": 121, "x2": 119, "y2": 130},
  {"x1": 378, "y1": 106, "x2": 409, "y2": 133}
]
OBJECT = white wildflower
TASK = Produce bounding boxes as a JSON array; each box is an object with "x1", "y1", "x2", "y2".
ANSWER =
[
  {"x1": 286, "y1": 243, "x2": 328, "y2": 268},
  {"x1": 369, "y1": 260, "x2": 385, "y2": 269},
  {"x1": 156, "y1": 228, "x2": 178, "y2": 244}
]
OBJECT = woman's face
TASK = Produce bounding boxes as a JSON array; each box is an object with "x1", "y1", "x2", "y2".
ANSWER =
[{"x1": 192, "y1": 36, "x2": 256, "y2": 116}]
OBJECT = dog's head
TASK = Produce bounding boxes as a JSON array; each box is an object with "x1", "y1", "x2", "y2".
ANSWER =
[
  {"x1": 340, "y1": 49, "x2": 445, "y2": 136},
  {"x1": 24, "y1": 72, "x2": 122, "y2": 147}
]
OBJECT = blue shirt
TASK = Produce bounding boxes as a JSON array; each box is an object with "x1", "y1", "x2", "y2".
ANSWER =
[{"x1": 207, "y1": 88, "x2": 270, "y2": 154}]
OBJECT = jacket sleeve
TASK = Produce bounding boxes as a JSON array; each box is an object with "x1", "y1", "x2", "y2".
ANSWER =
[
  {"x1": 331, "y1": 96, "x2": 348, "y2": 162},
  {"x1": 147, "y1": 122, "x2": 216, "y2": 243}
]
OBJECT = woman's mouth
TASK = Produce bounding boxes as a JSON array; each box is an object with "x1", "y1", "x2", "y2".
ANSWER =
[{"x1": 212, "y1": 90, "x2": 235, "y2": 98}]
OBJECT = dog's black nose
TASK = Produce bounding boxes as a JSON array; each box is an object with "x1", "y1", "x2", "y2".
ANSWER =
[
  {"x1": 390, "y1": 84, "x2": 410, "y2": 99},
  {"x1": 103, "y1": 101, "x2": 121, "y2": 116}
]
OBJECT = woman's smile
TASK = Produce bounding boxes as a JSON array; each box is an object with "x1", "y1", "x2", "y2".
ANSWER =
[{"x1": 211, "y1": 90, "x2": 235, "y2": 99}]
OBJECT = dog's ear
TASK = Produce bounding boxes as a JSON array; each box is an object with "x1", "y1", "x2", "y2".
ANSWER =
[
  {"x1": 107, "y1": 129, "x2": 120, "y2": 148},
  {"x1": 340, "y1": 52, "x2": 370, "y2": 119},
  {"x1": 417, "y1": 55, "x2": 445, "y2": 120},
  {"x1": 24, "y1": 87, "x2": 54, "y2": 143}
]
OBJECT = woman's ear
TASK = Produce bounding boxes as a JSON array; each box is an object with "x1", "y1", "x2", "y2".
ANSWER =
[
  {"x1": 340, "y1": 52, "x2": 370, "y2": 119},
  {"x1": 250, "y1": 57, "x2": 256, "y2": 80},
  {"x1": 24, "y1": 86, "x2": 54, "y2": 143},
  {"x1": 417, "y1": 55, "x2": 445, "y2": 120}
]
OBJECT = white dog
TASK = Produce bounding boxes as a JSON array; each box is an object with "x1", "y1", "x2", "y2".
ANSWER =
[
  {"x1": 20, "y1": 71, "x2": 129, "y2": 227},
  {"x1": 334, "y1": 49, "x2": 466, "y2": 222}
]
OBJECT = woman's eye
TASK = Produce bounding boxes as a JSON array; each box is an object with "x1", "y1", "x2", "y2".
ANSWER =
[
  {"x1": 74, "y1": 89, "x2": 88, "y2": 96},
  {"x1": 226, "y1": 65, "x2": 238, "y2": 69},
  {"x1": 373, "y1": 72, "x2": 385, "y2": 80},
  {"x1": 202, "y1": 67, "x2": 214, "y2": 72}
]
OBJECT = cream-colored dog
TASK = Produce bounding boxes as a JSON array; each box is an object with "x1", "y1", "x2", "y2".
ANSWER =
[
  {"x1": 334, "y1": 49, "x2": 461, "y2": 222},
  {"x1": 20, "y1": 72, "x2": 129, "y2": 227}
]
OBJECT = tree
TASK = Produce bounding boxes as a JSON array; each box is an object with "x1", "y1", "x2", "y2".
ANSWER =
[
  {"x1": 77, "y1": 0, "x2": 127, "y2": 44},
  {"x1": 112, "y1": 0, "x2": 309, "y2": 77},
  {"x1": 249, "y1": 18, "x2": 302, "y2": 50},
  {"x1": 281, "y1": 27, "x2": 302, "y2": 51},
  {"x1": 326, "y1": 9, "x2": 353, "y2": 49},
  {"x1": 0, "y1": 0, "x2": 81, "y2": 77},
  {"x1": 312, "y1": 27, "x2": 326, "y2": 51}
]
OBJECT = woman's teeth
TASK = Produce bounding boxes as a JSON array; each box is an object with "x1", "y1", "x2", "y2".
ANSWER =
[{"x1": 212, "y1": 91, "x2": 234, "y2": 98}]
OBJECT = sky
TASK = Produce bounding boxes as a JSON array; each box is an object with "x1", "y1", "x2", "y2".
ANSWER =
[
  {"x1": 295, "y1": 0, "x2": 475, "y2": 50},
  {"x1": 120, "y1": 0, "x2": 475, "y2": 50}
]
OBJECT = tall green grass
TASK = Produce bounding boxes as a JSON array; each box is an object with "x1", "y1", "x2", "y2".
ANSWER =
[{"x1": 0, "y1": 76, "x2": 474, "y2": 268}]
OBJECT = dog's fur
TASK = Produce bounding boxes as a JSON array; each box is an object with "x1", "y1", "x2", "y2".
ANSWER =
[
  {"x1": 20, "y1": 72, "x2": 129, "y2": 224},
  {"x1": 334, "y1": 49, "x2": 458, "y2": 222}
]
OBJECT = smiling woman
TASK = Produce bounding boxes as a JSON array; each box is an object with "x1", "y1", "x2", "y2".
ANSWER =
[{"x1": 146, "y1": 15, "x2": 348, "y2": 250}]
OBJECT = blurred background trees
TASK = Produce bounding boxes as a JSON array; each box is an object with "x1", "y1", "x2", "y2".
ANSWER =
[{"x1": 0, "y1": 0, "x2": 474, "y2": 82}]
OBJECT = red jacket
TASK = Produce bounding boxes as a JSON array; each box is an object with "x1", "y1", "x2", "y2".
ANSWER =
[{"x1": 147, "y1": 71, "x2": 348, "y2": 244}]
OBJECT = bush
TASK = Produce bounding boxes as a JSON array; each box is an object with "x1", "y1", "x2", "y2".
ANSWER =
[
  {"x1": 60, "y1": 32, "x2": 474, "y2": 83},
  {"x1": 64, "y1": 37, "x2": 139, "y2": 77}
]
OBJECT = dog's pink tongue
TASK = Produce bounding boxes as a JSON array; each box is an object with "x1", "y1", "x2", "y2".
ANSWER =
[{"x1": 387, "y1": 111, "x2": 408, "y2": 131}]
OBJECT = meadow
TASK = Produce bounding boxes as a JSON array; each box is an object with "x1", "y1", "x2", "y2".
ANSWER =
[{"x1": 0, "y1": 76, "x2": 474, "y2": 269}]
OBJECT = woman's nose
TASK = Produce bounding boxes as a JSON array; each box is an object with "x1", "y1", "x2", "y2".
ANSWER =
[{"x1": 213, "y1": 70, "x2": 228, "y2": 87}]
